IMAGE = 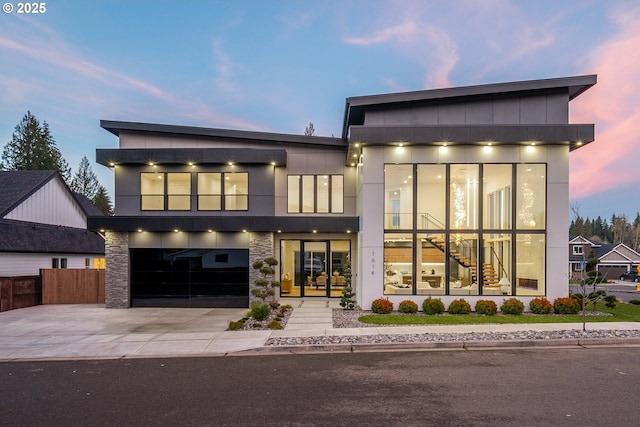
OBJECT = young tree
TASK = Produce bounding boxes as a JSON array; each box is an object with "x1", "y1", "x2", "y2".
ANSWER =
[
  {"x1": 71, "y1": 156, "x2": 100, "y2": 200},
  {"x1": 1, "y1": 111, "x2": 70, "y2": 181},
  {"x1": 304, "y1": 122, "x2": 315, "y2": 136},
  {"x1": 93, "y1": 185, "x2": 114, "y2": 216}
]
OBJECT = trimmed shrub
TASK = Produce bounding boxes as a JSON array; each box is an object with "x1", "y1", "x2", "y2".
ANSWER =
[
  {"x1": 371, "y1": 297, "x2": 394, "y2": 314},
  {"x1": 422, "y1": 297, "x2": 445, "y2": 315},
  {"x1": 398, "y1": 300, "x2": 419, "y2": 314},
  {"x1": 266, "y1": 319, "x2": 283, "y2": 330},
  {"x1": 529, "y1": 297, "x2": 553, "y2": 314},
  {"x1": 553, "y1": 297, "x2": 580, "y2": 314},
  {"x1": 448, "y1": 298, "x2": 471, "y2": 315},
  {"x1": 475, "y1": 299, "x2": 498, "y2": 315},
  {"x1": 630, "y1": 300, "x2": 640, "y2": 305},
  {"x1": 587, "y1": 270, "x2": 606, "y2": 284},
  {"x1": 228, "y1": 320, "x2": 245, "y2": 331},
  {"x1": 604, "y1": 295, "x2": 617, "y2": 309},
  {"x1": 500, "y1": 298, "x2": 524, "y2": 315},
  {"x1": 249, "y1": 301, "x2": 271, "y2": 321}
]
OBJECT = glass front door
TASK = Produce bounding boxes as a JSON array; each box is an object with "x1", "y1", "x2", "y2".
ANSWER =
[{"x1": 280, "y1": 239, "x2": 350, "y2": 298}]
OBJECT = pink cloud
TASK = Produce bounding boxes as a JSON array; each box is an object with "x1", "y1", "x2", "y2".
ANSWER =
[
  {"x1": 569, "y1": 6, "x2": 640, "y2": 198},
  {"x1": 344, "y1": 17, "x2": 457, "y2": 89}
]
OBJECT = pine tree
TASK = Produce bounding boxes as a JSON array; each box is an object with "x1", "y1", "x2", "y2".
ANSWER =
[
  {"x1": 71, "y1": 156, "x2": 100, "y2": 200},
  {"x1": 93, "y1": 185, "x2": 114, "y2": 216},
  {"x1": 304, "y1": 122, "x2": 315, "y2": 136},
  {"x1": 1, "y1": 111, "x2": 70, "y2": 181}
]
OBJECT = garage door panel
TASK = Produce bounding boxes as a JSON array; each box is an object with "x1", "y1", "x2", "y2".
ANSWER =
[{"x1": 130, "y1": 248, "x2": 249, "y2": 308}]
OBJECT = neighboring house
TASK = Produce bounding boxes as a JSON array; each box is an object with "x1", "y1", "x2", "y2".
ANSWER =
[
  {"x1": 0, "y1": 170, "x2": 105, "y2": 276},
  {"x1": 89, "y1": 74, "x2": 597, "y2": 309},
  {"x1": 569, "y1": 236, "x2": 640, "y2": 280}
]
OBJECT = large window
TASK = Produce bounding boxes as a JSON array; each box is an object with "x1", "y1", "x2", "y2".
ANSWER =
[
  {"x1": 141, "y1": 172, "x2": 165, "y2": 210},
  {"x1": 384, "y1": 163, "x2": 546, "y2": 297},
  {"x1": 288, "y1": 175, "x2": 344, "y2": 213},
  {"x1": 167, "y1": 173, "x2": 191, "y2": 210},
  {"x1": 384, "y1": 165, "x2": 413, "y2": 229},
  {"x1": 198, "y1": 173, "x2": 222, "y2": 210},
  {"x1": 142, "y1": 172, "x2": 248, "y2": 211},
  {"x1": 224, "y1": 173, "x2": 248, "y2": 211}
]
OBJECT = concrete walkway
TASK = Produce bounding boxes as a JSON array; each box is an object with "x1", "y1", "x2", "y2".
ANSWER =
[{"x1": 2, "y1": 301, "x2": 640, "y2": 361}]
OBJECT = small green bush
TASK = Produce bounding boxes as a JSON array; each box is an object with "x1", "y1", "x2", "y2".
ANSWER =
[
  {"x1": 587, "y1": 270, "x2": 606, "y2": 284},
  {"x1": 475, "y1": 299, "x2": 497, "y2": 315},
  {"x1": 249, "y1": 302, "x2": 272, "y2": 321},
  {"x1": 227, "y1": 320, "x2": 245, "y2": 331},
  {"x1": 553, "y1": 297, "x2": 580, "y2": 314},
  {"x1": 371, "y1": 297, "x2": 394, "y2": 314},
  {"x1": 269, "y1": 301, "x2": 281, "y2": 310},
  {"x1": 266, "y1": 319, "x2": 283, "y2": 330},
  {"x1": 398, "y1": 300, "x2": 419, "y2": 314},
  {"x1": 448, "y1": 298, "x2": 471, "y2": 315},
  {"x1": 422, "y1": 297, "x2": 445, "y2": 315},
  {"x1": 529, "y1": 297, "x2": 553, "y2": 314},
  {"x1": 604, "y1": 295, "x2": 617, "y2": 309},
  {"x1": 630, "y1": 300, "x2": 640, "y2": 305},
  {"x1": 500, "y1": 298, "x2": 524, "y2": 315}
]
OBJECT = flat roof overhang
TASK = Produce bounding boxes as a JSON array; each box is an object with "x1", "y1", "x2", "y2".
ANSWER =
[
  {"x1": 88, "y1": 216, "x2": 360, "y2": 234},
  {"x1": 96, "y1": 148, "x2": 288, "y2": 167},
  {"x1": 100, "y1": 120, "x2": 347, "y2": 148},
  {"x1": 342, "y1": 74, "x2": 597, "y2": 139},
  {"x1": 346, "y1": 124, "x2": 595, "y2": 162}
]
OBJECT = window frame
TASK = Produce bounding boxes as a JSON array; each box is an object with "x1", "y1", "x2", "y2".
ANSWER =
[{"x1": 287, "y1": 174, "x2": 344, "y2": 214}]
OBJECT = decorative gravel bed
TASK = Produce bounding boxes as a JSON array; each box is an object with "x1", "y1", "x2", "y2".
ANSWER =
[{"x1": 264, "y1": 309, "x2": 640, "y2": 347}]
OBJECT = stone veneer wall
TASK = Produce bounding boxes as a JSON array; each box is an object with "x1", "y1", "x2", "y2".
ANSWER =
[
  {"x1": 105, "y1": 231, "x2": 130, "y2": 308},
  {"x1": 249, "y1": 232, "x2": 274, "y2": 304}
]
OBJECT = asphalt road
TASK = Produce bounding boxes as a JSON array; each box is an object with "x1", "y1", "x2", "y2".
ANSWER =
[
  {"x1": 2, "y1": 347, "x2": 640, "y2": 426},
  {"x1": 570, "y1": 280, "x2": 639, "y2": 303}
]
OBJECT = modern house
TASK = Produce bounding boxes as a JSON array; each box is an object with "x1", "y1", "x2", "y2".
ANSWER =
[
  {"x1": 569, "y1": 236, "x2": 640, "y2": 280},
  {"x1": 0, "y1": 170, "x2": 105, "y2": 276},
  {"x1": 89, "y1": 74, "x2": 597, "y2": 309}
]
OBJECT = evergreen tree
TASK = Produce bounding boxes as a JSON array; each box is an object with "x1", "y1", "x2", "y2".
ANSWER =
[
  {"x1": 70, "y1": 156, "x2": 100, "y2": 200},
  {"x1": 1, "y1": 111, "x2": 70, "y2": 181},
  {"x1": 304, "y1": 122, "x2": 315, "y2": 136},
  {"x1": 93, "y1": 185, "x2": 114, "y2": 216}
]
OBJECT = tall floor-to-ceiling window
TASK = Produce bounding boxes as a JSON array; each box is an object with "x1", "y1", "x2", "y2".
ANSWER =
[{"x1": 383, "y1": 163, "x2": 546, "y2": 297}]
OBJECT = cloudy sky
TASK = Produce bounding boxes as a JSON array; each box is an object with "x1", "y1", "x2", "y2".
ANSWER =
[{"x1": 1, "y1": 0, "x2": 639, "y2": 220}]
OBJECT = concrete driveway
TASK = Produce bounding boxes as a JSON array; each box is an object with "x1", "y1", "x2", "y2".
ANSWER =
[{"x1": 0, "y1": 304, "x2": 268, "y2": 360}]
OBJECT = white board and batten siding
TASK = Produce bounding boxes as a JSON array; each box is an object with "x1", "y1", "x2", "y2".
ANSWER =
[
  {"x1": 4, "y1": 176, "x2": 87, "y2": 228},
  {"x1": 0, "y1": 253, "x2": 93, "y2": 277}
]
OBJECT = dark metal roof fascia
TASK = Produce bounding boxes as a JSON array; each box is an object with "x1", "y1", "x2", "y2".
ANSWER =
[
  {"x1": 100, "y1": 120, "x2": 347, "y2": 148},
  {"x1": 96, "y1": 148, "x2": 288, "y2": 166},
  {"x1": 88, "y1": 216, "x2": 360, "y2": 234}
]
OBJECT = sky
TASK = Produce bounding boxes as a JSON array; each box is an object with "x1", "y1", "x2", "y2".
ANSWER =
[{"x1": 1, "y1": 0, "x2": 639, "y2": 221}]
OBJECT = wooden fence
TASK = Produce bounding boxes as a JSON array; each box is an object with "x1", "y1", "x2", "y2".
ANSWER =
[
  {"x1": 0, "y1": 276, "x2": 41, "y2": 312},
  {"x1": 41, "y1": 269, "x2": 105, "y2": 304}
]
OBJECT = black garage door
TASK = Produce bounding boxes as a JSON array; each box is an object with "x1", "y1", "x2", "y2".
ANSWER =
[{"x1": 130, "y1": 248, "x2": 249, "y2": 308}]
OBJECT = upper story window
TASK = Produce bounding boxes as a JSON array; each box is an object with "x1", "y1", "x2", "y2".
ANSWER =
[
  {"x1": 141, "y1": 173, "x2": 166, "y2": 210},
  {"x1": 287, "y1": 175, "x2": 343, "y2": 214},
  {"x1": 573, "y1": 245, "x2": 584, "y2": 255},
  {"x1": 197, "y1": 172, "x2": 248, "y2": 211},
  {"x1": 167, "y1": 173, "x2": 191, "y2": 210},
  {"x1": 141, "y1": 172, "x2": 191, "y2": 211},
  {"x1": 142, "y1": 172, "x2": 248, "y2": 212}
]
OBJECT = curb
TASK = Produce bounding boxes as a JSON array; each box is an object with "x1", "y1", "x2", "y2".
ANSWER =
[{"x1": 245, "y1": 337, "x2": 640, "y2": 355}]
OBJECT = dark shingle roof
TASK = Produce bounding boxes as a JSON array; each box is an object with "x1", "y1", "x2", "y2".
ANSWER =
[
  {"x1": 73, "y1": 193, "x2": 104, "y2": 217},
  {"x1": 0, "y1": 170, "x2": 57, "y2": 217},
  {"x1": 0, "y1": 219, "x2": 104, "y2": 254}
]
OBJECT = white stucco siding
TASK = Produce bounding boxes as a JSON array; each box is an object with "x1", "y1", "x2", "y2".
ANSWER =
[{"x1": 4, "y1": 177, "x2": 86, "y2": 228}]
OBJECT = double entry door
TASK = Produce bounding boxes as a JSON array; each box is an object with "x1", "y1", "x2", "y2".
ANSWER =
[{"x1": 280, "y1": 240, "x2": 350, "y2": 298}]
